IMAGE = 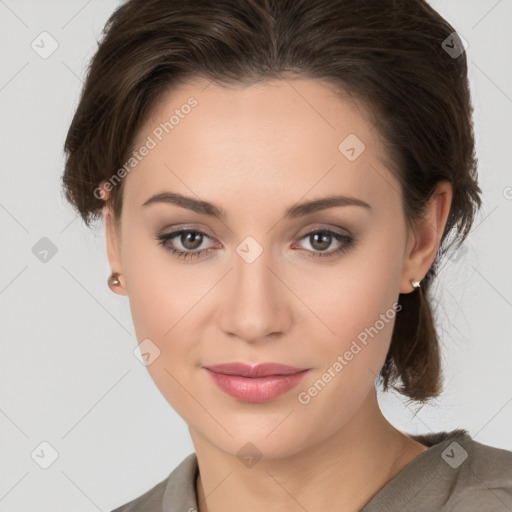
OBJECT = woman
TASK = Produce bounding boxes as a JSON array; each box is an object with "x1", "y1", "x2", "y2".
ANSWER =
[{"x1": 61, "y1": 0, "x2": 512, "y2": 510}]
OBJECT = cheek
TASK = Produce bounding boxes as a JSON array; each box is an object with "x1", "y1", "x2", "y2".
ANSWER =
[
  {"x1": 295, "y1": 238, "x2": 402, "y2": 343},
  {"x1": 121, "y1": 239, "x2": 205, "y2": 417},
  {"x1": 120, "y1": 228, "x2": 214, "y2": 369},
  {"x1": 120, "y1": 234, "x2": 194, "y2": 392},
  {"x1": 121, "y1": 226, "x2": 191, "y2": 333},
  {"x1": 292, "y1": 253, "x2": 402, "y2": 435},
  {"x1": 291, "y1": 231, "x2": 404, "y2": 398}
]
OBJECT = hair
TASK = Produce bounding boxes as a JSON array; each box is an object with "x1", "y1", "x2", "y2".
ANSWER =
[{"x1": 61, "y1": 0, "x2": 482, "y2": 403}]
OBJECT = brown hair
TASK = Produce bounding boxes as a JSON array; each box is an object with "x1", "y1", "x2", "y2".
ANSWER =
[{"x1": 61, "y1": 0, "x2": 482, "y2": 403}]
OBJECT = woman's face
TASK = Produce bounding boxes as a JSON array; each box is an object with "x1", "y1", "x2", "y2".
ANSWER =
[{"x1": 104, "y1": 77, "x2": 420, "y2": 458}]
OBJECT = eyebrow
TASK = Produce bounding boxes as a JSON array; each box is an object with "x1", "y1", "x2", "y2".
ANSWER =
[{"x1": 142, "y1": 192, "x2": 371, "y2": 219}]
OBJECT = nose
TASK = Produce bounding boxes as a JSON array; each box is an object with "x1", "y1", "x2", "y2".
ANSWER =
[{"x1": 217, "y1": 243, "x2": 292, "y2": 344}]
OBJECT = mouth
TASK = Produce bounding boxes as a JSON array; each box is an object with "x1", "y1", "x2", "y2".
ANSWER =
[{"x1": 202, "y1": 362, "x2": 311, "y2": 403}]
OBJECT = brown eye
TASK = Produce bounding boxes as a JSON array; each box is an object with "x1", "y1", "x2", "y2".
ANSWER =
[
  {"x1": 180, "y1": 231, "x2": 204, "y2": 250},
  {"x1": 309, "y1": 232, "x2": 332, "y2": 252},
  {"x1": 295, "y1": 229, "x2": 355, "y2": 259},
  {"x1": 155, "y1": 229, "x2": 216, "y2": 261}
]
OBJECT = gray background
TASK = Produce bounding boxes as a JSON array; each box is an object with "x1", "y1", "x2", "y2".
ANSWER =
[{"x1": 1, "y1": 0, "x2": 511, "y2": 510}]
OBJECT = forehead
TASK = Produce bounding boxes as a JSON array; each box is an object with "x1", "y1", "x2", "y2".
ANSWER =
[{"x1": 123, "y1": 77, "x2": 398, "y2": 213}]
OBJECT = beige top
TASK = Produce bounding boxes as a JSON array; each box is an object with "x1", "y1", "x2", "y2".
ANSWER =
[{"x1": 111, "y1": 429, "x2": 512, "y2": 511}]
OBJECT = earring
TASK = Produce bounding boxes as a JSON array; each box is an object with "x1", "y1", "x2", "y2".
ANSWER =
[
  {"x1": 108, "y1": 271, "x2": 121, "y2": 288},
  {"x1": 411, "y1": 279, "x2": 421, "y2": 289}
]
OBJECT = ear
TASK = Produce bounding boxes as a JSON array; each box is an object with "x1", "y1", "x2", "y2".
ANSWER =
[
  {"x1": 400, "y1": 180, "x2": 453, "y2": 294},
  {"x1": 101, "y1": 182, "x2": 127, "y2": 296}
]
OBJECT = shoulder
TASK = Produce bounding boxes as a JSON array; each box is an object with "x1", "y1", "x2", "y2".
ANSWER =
[
  {"x1": 364, "y1": 429, "x2": 512, "y2": 512},
  {"x1": 110, "y1": 477, "x2": 168, "y2": 512},
  {"x1": 414, "y1": 429, "x2": 512, "y2": 511},
  {"x1": 413, "y1": 428, "x2": 512, "y2": 473},
  {"x1": 446, "y1": 433, "x2": 512, "y2": 509},
  {"x1": 110, "y1": 453, "x2": 198, "y2": 512}
]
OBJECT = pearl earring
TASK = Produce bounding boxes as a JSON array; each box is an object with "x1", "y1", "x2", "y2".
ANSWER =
[
  {"x1": 108, "y1": 271, "x2": 121, "y2": 287},
  {"x1": 411, "y1": 279, "x2": 421, "y2": 289}
]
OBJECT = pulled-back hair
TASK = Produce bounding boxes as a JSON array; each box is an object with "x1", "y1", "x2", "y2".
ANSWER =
[{"x1": 61, "y1": 0, "x2": 483, "y2": 403}]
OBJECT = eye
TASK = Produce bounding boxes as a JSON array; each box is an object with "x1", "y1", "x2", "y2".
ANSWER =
[
  {"x1": 155, "y1": 227, "x2": 355, "y2": 262},
  {"x1": 155, "y1": 229, "x2": 216, "y2": 261},
  {"x1": 293, "y1": 229, "x2": 354, "y2": 259}
]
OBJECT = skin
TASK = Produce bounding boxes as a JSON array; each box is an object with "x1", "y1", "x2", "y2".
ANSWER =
[{"x1": 101, "y1": 77, "x2": 452, "y2": 511}]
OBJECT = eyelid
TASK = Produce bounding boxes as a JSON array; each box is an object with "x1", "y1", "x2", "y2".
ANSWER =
[
  {"x1": 295, "y1": 222, "x2": 350, "y2": 236},
  {"x1": 156, "y1": 223, "x2": 355, "y2": 261},
  {"x1": 159, "y1": 223, "x2": 351, "y2": 244},
  {"x1": 161, "y1": 227, "x2": 218, "y2": 248}
]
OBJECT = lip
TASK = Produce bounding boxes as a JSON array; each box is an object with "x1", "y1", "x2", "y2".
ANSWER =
[{"x1": 202, "y1": 363, "x2": 310, "y2": 403}]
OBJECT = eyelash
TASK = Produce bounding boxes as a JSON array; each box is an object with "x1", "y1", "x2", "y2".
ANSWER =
[{"x1": 155, "y1": 228, "x2": 355, "y2": 261}]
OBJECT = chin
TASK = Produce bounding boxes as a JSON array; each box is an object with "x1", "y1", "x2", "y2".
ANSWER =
[{"x1": 193, "y1": 419, "x2": 317, "y2": 462}]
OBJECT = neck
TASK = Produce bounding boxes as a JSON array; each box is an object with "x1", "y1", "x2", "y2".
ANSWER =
[{"x1": 192, "y1": 390, "x2": 428, "y2": 512}]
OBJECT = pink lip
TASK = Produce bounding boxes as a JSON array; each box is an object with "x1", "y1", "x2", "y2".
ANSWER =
[{"x1": 202, "y1": 363, "x2": 310, "y2": 403}]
